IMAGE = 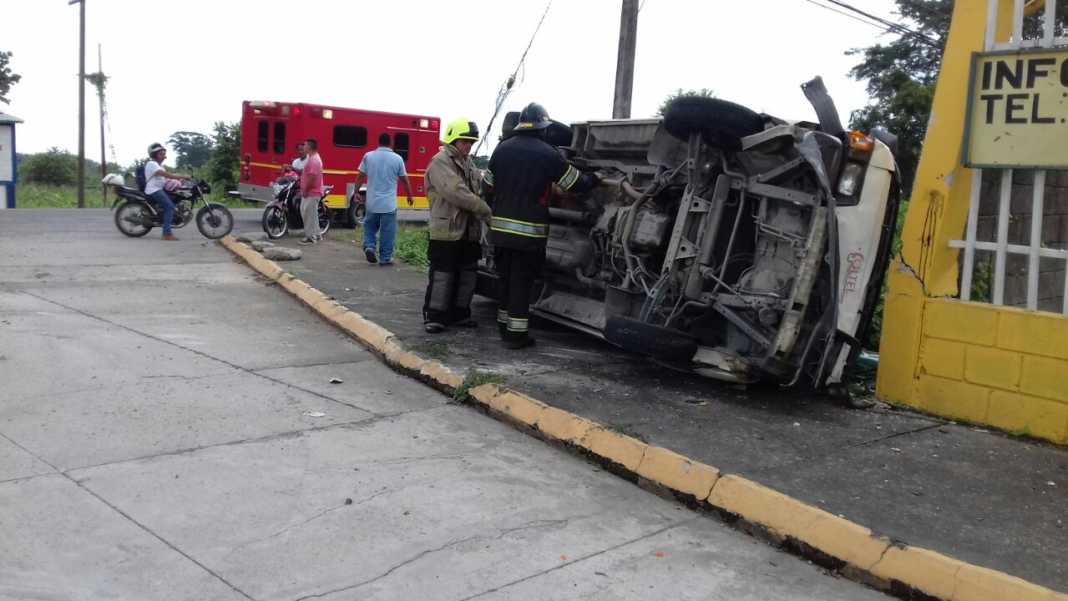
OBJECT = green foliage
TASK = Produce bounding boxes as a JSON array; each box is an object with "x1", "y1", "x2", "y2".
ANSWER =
[
  {"x1": 168, "y1": 131, "x2": 214, "y2": 170},
  {"x1": 16, "y1": 183, "x2": 87, "y2": 208},
  {"x1": 0, "y1": 50, "x2": 20, "y2": 105},
  {"x1": 656, "y1": 88, "x2": 715, "y2": 116},
  {"x1": 847, "y1": 0, "x2": 950, "y2": 193},
  {"x1": 18, "y1": 148, "x2": 77, "y2": 185},
  {"x1": 205, "y1": 121, "x2": 240, "y2": 193},
  {"x1": 328, "y1": 225, "x2": 430, "y2": 270},
  {"x1": 394, "y1": 228, "x2": 430, "y2": 270},
  {"x1": 453, "y1": 370, "x2": 506, "y2": 403}
]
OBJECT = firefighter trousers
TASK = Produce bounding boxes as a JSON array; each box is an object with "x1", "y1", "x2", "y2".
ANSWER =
[
  {"x1": 494, "y1": 246, "x2": 545, "y2": 343},
  {"x1": 423, "y1": 239, "x2": 481, "y2": 325}
]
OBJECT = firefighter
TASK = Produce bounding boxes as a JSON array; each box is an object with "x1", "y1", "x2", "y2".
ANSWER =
[
  {"x1": 484, "y1": 103, "x2": 599, "y2": 349},
  {"x1": 422, "y1": 118, "x2": 492, "y2": 333}
]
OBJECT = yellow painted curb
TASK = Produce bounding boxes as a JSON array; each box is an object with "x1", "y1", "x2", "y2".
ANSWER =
[
  {"x1": 220, "y1": 235, "x2": 1068, "y2": 601},
  {"x1": 485, "y1": 389, "x2": 548, "y2": 426},
  {"x1": 870, "y1": 546, "x2": 964, "y2": 601},
  {"x1": 580, "y1": 427, "x2": 647, "y2": 473},
  {"x1": 536, "y1": 406, "x2": 596, "y2": 444},
  {"x1": 419, "y1": 360, "x2": 464, "y2": 390},
  {"x1": 636, "y1": 446, "x2": 720, "y2": 500},
  {"x1": 709, "y1": 475, "x2": 889, "y2": 571}
]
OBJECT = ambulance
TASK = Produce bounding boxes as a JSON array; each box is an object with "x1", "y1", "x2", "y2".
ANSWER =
[{"x1": 236, "y1": 101, "x2": 440, "y2": 226}]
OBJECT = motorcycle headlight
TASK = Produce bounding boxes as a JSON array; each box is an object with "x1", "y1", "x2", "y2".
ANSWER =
[{"x1": 837, "y1": 162, "x2": 864, "y2": 197}]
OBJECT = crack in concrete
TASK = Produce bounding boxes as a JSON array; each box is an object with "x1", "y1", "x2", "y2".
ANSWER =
[
  {"x1": 290, "y1": 515, "x2": 599, "y2": 601},
  {"x1": 69, "y1": 473, "x2": 258, "y2": 601},
  {"x1": 230, "y1": 489, "x2": 394, "y2": 553},
  {"x1": 455, "y1": 518, "x2": 698, "y2": 601},
  {"x1": 65, "y1": 408, "x2": 445, "y2": 477},
  {"x1": 847, "y1": 424, "x2": 944, "y2": 449},
  {"x1": 18, "y1": 290, "x2": 420, "y2": 418},
  {"x1": 0, "y1": 430, "x2": 258, "y2": 601}
]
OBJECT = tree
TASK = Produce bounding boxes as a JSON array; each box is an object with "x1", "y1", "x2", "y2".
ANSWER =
[
  {"x1": 847, "y1": 0, "x2": 1068, "y2": 192},
  {"x1": 0, "y1": 50, "x2": 20, "y2": 105},
  {"x1": 167, "y1": 131, "x2": 214, "y2": 170},
  {"x1": 847, "y1": 0, "x2": 951, "y2": 193},
  {"x1": 205, "y1": 122, "x2": 240, "y2": 193},
  {"x1": 18, "y1": 148, "x2": 78, "y2": 185},
  {"x1": 656, "y1": 88, "x2": 715, "y2": 116}
]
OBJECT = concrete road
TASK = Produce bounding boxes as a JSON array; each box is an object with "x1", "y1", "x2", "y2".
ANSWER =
[{"x1": 0, "y1": 210, "x2": 888, "y2": 601}]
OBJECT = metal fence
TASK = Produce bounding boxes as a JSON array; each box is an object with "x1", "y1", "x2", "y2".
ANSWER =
[{"x1": 950, "y1": 0, "x2": 1068, "y2": 314}]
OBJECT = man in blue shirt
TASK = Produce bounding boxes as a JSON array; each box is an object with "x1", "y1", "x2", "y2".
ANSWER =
[{"x1": 355, "y1": 133, "x2": 413, "y2": 265}]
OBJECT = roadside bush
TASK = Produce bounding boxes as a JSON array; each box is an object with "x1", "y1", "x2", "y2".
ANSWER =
[{"x1": 18, "y1": 148, "x2": 77, "y2": 185}]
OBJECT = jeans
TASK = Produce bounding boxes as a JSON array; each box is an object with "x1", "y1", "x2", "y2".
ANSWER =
[
  {"x1": 363, "y1": 211, "x2": 397, "y2": 262},
  {"x1": 148, "y1": 190, "x2": 175, "y2": 235},
  {"x1": 300, "y1": 196, "x2": 321, "y2": 240}
]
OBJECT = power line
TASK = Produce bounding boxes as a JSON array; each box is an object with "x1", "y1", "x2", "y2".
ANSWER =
[
  {"x1": 474, "y1": 0, "x2": 553, "y2": 156},
  {"x1": 804, "y1": 0, "x2": 892, "y2": 31},
  {"x1": 816, "y1": 0, "x2": 940, "y2": 47}
]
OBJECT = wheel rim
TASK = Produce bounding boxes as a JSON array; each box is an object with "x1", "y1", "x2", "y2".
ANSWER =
[
  {"x1": 117, "y1": 203, "x2": 150, "y2": 236},
  {"x1": 197, "y1": 206, "x2": 233, "y2": 239},
  {"x1": 264, "y1": 207, "x2": 287, "y2": 238},
  {"x1": 318, "y1": 203, "x2": 330, "y2": 234}
]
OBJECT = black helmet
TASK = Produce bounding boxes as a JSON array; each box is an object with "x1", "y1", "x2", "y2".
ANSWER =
[
  {"x1": 514, "y1": 102, "x2": 551, "y2": 132},
  {"x1": 147, "y1": 142, "x2": 165, "y2": 158}
]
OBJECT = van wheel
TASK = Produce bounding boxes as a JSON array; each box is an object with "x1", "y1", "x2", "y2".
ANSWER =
[{"x1": 663, "y1": 96, "x2": 765, "y2": 151}]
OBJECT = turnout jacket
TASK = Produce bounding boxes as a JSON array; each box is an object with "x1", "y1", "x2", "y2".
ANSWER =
[
  {"x1": 485, "y1": 134, "x2": 597, "y2": 251},
  {"x1": 426, "y1": 144, "x2": 492, "y2": 242}
]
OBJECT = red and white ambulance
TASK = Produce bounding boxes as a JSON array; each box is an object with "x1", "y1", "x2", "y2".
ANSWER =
[{"x1": 236, "y1": 101, "x2": 440, "y2": 226}]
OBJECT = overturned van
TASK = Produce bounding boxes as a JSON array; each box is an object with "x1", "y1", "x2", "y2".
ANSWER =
[{"x1": 476, "y1": 78, "x2": 900, "y2": 391}]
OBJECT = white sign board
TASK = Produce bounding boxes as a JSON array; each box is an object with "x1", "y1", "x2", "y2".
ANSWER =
[{"x1": 0, "y1": 125, "x2": 12, "y2": 182}]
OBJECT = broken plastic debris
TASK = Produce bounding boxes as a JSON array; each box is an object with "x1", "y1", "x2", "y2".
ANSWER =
[
  {"x1": 329, "y1": 377, "x2": 343, "y2": 384},
  {"x1": 303, "y1": 411, "x2": 327, "y2": 418}
]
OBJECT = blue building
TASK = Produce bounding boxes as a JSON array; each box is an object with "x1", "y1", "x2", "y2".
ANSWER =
[{"x1": 0, "y1": 111, "x2": 22, "y2": 209}]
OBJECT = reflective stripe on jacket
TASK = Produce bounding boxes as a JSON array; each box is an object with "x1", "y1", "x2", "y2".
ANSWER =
[{"x1": 485, "y1": 134, "x2": 595, "y2": 251}]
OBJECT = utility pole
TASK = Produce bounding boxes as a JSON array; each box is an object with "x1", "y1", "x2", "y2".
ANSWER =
[
  {"x1": 91, "y1": 44, "x2": 107, "y2": 206},
  {"x1": 69, "y1": 0, "x2": 87, "y2": 208},
  {"x1": 612, "y1": 0, "x2": 638, "y2": 119}
]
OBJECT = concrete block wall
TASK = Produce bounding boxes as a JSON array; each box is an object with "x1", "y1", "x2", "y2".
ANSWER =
[{"x1": 914, "y1": 298, "x2": 1068, "y2": 444}]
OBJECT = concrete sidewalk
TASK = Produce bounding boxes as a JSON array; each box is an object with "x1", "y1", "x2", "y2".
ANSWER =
[
  {"x1": 0, "y1": 210, "x2": 888, "y2": 601},
  {"x1": 259, "y1": 230, "x2": 1068, "y2": 594}
]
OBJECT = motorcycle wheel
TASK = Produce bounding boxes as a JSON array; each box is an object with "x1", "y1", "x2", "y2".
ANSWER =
[
  {"x1": 195, "y1": 204, "x2": 234, "y2": 239},
  {"x1": 262, "y1": 205, "x2": 288, "y2": 239},
  {"x1": 317, "y1": 199, "x2": 331, "y2": 237},
  {"x1": 114, "y1": 201, "x2": 153, "y2": 237}
]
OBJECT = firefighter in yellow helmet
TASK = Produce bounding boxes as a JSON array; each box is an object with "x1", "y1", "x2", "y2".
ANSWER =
[{"x1": 421, "y1": 119, "x2": 493, "y2": 333}]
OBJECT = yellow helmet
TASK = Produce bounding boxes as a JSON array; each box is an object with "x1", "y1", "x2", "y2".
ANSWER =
[{"x1": 443, "y1": 118, "x2": 480, "y2": 144}]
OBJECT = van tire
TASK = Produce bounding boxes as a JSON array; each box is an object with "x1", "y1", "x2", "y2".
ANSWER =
[{"x1": 663, "y1": 96, "x2": 764, "y2": 151}]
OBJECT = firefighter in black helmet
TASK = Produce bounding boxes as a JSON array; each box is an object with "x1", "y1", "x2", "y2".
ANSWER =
[{"x1": 484, "y1": 102, "x2": 599, "y2": 349}]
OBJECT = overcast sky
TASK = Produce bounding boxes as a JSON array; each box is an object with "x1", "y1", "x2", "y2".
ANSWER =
[{"x1": 2, "y1": 0, "x2": 903, "y2": 167}]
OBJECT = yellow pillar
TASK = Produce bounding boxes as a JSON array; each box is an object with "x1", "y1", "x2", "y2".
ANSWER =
[{"x1": 876, "y1": 0, "x2": 1012, "y2": 402}]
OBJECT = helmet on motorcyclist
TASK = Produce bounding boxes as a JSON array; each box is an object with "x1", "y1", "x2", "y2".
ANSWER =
[
  {"x1": 514, "y1": 103, "x2": 551, "y2": 132},
  {"x1": 443, "y1": 118, "x2": 480, "y2": 145},
  {"x1": 147, "y1": 142, "x2": 166, "y2": 159}
]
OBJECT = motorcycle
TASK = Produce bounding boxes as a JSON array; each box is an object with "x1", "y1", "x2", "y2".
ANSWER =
[
  {"x1": 261, "y1": 168, "x2": 332, "y2": 239},
  {"x1": 104, "y1": 174, "x2": 234, "y2": 239}
]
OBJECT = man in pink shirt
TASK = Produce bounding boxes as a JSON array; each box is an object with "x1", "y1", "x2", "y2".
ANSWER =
[{"x1": 299, "y1": 138, "x2": 324, "y2": 245}]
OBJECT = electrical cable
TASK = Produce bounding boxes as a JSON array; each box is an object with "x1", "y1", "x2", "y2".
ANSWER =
[
  {"x1": 802, "y1": 0, "x2": 939, "y2": 47},
  {"x1": 473, "y1": 0, "x2": 553, "y2": 157}
]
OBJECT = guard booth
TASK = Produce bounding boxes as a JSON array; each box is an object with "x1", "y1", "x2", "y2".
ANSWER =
[
  {"x1": 879, "y1": 0, "x2": 1068, "y2": 444},
  {"x1": 0, "y1": 112, "x2": 20, "y2": 209}
]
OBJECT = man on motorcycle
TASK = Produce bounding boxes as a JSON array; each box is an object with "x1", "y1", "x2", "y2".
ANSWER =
[
  {"x1": 144, "y1": 142, "x2": 193, "y2": 241},
  {"x1": 290, "y1": 142, "x2": 307, "y2": 173}
]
